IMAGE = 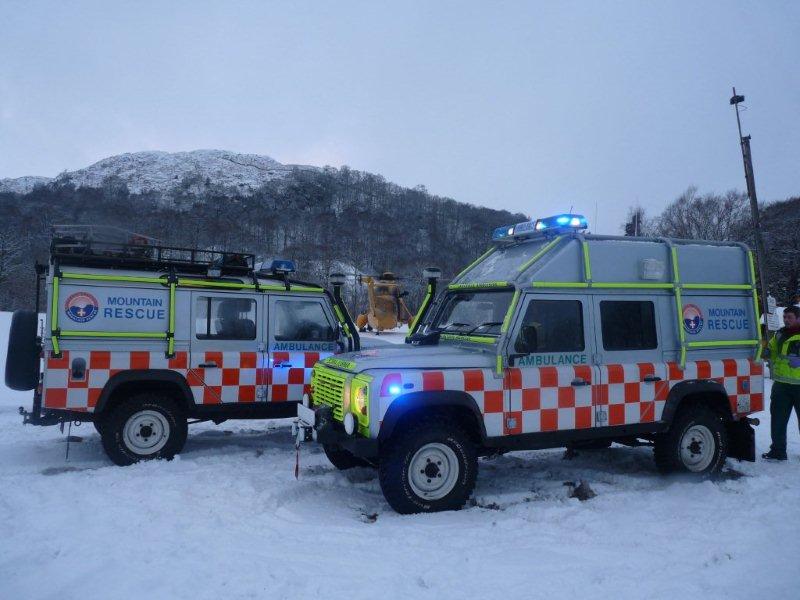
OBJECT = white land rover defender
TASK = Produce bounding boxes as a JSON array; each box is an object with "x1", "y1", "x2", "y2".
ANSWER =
[
  {"x1": 296, "y1": 214, "x2": 764, "y2": 514},
  {"x1": 6, "y1": 226, "x2": 359, "y2": 465}
]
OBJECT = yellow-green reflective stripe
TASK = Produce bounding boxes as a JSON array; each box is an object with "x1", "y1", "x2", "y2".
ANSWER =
[
  {"x1": 496, "y1": 354, "x2": 503, "y2": 375},
  {"x1": 501, "y1": 289, "x2": 520, "y2": 333},
  {"x1": 168, "y1": 282, "x2": 176, "y2": 355},
  {"x1": 516, "y1": 236, "x2": 562, "y2": 273},
  {"x1": 672, "y1": 247, "x2": 686, "y2": 368},
  {"x1": 448, "y1": 281, "x2": 511, "y2": 290},
  {"x1": 440, "y1": 333, "x2": 496, "y2": 344},
  {"x1": 50, "y1": 276, "x2": 59, "y2": 331},
  {"x1": 454, "y1": 246, "x2": 495, "y2": 281},
  {"x1": 61, "y1": 272, "x2": 166, "y2": 284},
  {"x1": 531, "y1": 282, "x2": 590, "y2": 288},
  {"x1": 686, "y1": 340, "x2": 760, "y2": 348},
  {"x1": 670, "y1": 246, "x2": 680, "y2": 283},
  {"x1": 582, "y1": 241, "x2": 592, "y2": 281},
  {"x1": 682, "y1": 283, "x2": 752, "y2": 290},
  {"x1": 410, "y1": 284, "x2": 433, "y2": 332},
  {"x1": 590, "y1": 282, "x2": 674, "y2": 289},
  {"x1": 178, "y1": 279, "x2": 258, "y2": 289},
  {"x1": 748, "y1": 250, "x2": 763, "y2": 361},
  {"x1": 60, "y1": 331, "x2": 168, "y2": 338},
  {"x1": 287, "y1": 286, "x2": 324, "y2": 293},
  {"x1": 51, "y1": 335, "x2": 60, "y2": 355}
]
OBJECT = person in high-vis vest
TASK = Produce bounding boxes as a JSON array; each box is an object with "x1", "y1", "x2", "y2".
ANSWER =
[{"x1": 763, "y1": 305, "x2": 800, "y2": 461}]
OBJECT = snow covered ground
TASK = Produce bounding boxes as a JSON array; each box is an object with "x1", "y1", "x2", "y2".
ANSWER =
[{"x1": 1, "y1": 312, "x2": 798, "y2": 600}]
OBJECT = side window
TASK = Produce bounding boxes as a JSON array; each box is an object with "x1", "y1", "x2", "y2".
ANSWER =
[
  {"x1": 600, "y1": 300, "x2": 657, "y2": 351},
  {"x1": 195, "y1": 297, "x2": 257, "y2": 340},
  {"x1": 274, "y1": 300, "x2": 336, "y2": 342},
  {"x1": 515, "y1": 299, "x2": 584, "y2": 353}
]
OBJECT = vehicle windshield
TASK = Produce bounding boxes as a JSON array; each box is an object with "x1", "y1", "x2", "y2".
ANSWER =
[{"x1": 431, "y1": 290, "x2": 514, "y2": 337}]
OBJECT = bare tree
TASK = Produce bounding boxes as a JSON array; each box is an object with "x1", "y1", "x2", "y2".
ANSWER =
[{"x1": 653, "y1": 187, "x2": 749, "y2": 241}]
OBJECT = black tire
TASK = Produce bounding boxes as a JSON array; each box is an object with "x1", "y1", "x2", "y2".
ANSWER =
[
  {"x1": 323, "y1": 444, "x2": 374, "y2": 470},
  {"x1": 100, "y1": 394, "x2": 187, "y2": 466},
  {"x1": 654, "y1": 404, "x2": 728, "y2": 477},
  {"x1": 93, "y1": 420, "x2": 105, "y2": 436},
  {"x1": 379, "y1": 417, "x2": 477, "y2": 514},
  {"x1": 4, "y1": 309, "x2": 40, "y2": 391}
]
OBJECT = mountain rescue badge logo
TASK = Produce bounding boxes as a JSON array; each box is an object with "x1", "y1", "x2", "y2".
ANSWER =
[
  {"x1": 682, "y1": 303, "x2": 704, "y2": 335},
  {"x1": 65, "y1": 291, "x2": 99, "y2": 323}
]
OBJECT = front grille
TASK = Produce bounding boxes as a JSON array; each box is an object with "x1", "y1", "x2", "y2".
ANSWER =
[{"x1": 311, "y1": 365, "x2": 347, "y2": 421}]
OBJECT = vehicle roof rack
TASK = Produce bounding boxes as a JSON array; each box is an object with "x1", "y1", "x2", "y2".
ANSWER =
[{"x1": 50, "y1": 225, "x2": 256, "y2": 276}]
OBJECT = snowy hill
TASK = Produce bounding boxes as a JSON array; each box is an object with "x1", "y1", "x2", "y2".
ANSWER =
[{"x1": 0, "y1": 149, "x2": 315, "y2": 196}]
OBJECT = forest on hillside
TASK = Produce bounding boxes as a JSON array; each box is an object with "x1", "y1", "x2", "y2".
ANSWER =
[{"x1": 0, "y1": 166, "x2": 526, "y2": 314}]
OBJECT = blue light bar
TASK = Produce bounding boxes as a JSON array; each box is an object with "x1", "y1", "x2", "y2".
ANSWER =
[
  {"x1": 269, "y1": 259, "x2": 296, "y2": 274},
  {"x1": 534, "y1": 214, "x2": 588, "y2": 232},
  {"x1": 492, "y1": 214, "x2": 588, "y2": 241}
]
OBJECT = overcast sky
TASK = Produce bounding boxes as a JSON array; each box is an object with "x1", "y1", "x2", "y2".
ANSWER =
[{"x1": 1, "y1": 1, "x2": 798, "y2": 233}]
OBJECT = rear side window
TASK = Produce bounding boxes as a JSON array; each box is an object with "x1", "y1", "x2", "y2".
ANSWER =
[
  {"x1": 274, "y1": 300, "x2": 336, "y2": 341},
  {"x1": 515, "y1": 300, "x2": 584, "y2": 353},
  {"x1": 195, "y1": 297, "x2": 257, "y2": 340},
  {"x1": 600, "y1": 300, "x2": 657, "y2": 351}
]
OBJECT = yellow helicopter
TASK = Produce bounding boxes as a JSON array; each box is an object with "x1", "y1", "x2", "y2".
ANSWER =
[{"x1": 355, "y1": 272, "x2": 415, "y2": 334}]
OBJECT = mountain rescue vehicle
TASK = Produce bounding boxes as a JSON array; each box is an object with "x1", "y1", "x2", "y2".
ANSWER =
[
  {"x1": 5, "y1": 226, "x2": 359, "y2": 465},
  {"x1": 295, "y1": 214, "x2": 765, "y2": 513}
]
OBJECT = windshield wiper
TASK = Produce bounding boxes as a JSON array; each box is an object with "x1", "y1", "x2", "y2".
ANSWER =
[
  {"x1": 465, "y1": 321, "x2": 503, "y2": 335},
  {"x1": 439, "y1": 322, "x2": 471, "y2": 333}
]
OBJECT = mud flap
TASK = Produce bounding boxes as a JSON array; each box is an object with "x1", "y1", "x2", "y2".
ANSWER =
[{"x1": 727, "y1": 420, "x2": 755, "y2": 462}]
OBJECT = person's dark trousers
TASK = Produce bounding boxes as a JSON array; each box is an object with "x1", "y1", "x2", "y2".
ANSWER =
[{"x1": 770, "y1": 381, "x2": 800, "y2": 454}]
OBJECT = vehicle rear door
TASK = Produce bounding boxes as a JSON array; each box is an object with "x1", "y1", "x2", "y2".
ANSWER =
[
  {"x1": 505, "y1": 294, "x2": 598, "y2": 435},
  {"x1": 589, "y1": 295, "x2": 667, "y2": 428},
  {"x1": 189, "y1": 291, "x2": 262, "y2": 405},
  {"x1": 266, "y1": 294, "x2": 338, "y2": 403}
]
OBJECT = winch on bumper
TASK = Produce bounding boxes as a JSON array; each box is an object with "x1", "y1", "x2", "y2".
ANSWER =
[{"x1": 293, "y1": 397, "x2": 378, "y2": 458}]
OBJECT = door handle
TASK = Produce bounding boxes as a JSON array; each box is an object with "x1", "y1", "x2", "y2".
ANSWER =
[
  {"x1": 274, "y1": 361, "x2": 292, "y2": 368},
  {"x1": 643, "y1": 375, "x2": 662, "y2": 382},
  {"x1": 571, "y1": 378, "x2": 590, "y2": 387},
  {"x1": 199, "y1": 361, "x2": 218, "y2": 368}
]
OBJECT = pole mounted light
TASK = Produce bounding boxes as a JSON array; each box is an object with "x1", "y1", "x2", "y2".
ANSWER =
[{"x1": 730, "y1": 87, "x2": 770, "y2": 340}]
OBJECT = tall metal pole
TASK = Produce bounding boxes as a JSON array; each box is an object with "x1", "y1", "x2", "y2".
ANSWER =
[{"x1": 730, "y1": 87, "x2": 770, "y2": 335}]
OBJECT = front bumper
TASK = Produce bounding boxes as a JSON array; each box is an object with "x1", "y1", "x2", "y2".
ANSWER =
[{"x1": 293, "y1": 404, "x2": 379, "y2": 458}]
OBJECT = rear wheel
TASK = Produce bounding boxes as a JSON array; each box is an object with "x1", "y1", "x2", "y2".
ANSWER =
[
  {"x1": 654, "y1": 405, "x2": 727, "y2": 476},
  {"x1": 100, "y1": 394, "x2": 187, "y2": 466},
  {"x1": 323, "y1": 443, "x2": 374, "y2": 470},
  {"x1": 379, "y1": 418, "x2": 477, "y2": 514}
]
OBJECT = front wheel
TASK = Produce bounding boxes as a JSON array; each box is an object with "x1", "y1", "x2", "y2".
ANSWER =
[
  {"x1": 654, "y1": 405, "x2": 728, "y2": 476},
  {"x1": 379, "y1": 418, "x2": 477, "y2": 514},
  {"x1": 100, "y1": 394, "x2": 187, "y2": 466}
]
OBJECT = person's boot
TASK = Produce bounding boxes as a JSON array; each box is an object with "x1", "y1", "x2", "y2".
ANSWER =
[{"x1": 762, "y1": 448, "x2": 788, "y2": 461}]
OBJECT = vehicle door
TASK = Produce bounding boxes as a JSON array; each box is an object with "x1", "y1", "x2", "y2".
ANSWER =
[
  {"x1": 589, "y1": 295, "x2": 667, "y2": 427},
  {"x1": 266, "y1": 294, "x2": 339, "y2": 403},
  {"x1": 189, "y1": 292, "x2": 262, "y2": 405},
  {"x1": 505, "y1": 294, "x2": 597, "y2": 435}
]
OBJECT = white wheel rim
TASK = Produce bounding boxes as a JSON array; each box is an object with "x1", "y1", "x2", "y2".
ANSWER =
[
  {"x1": 409, "y1": 443, "x2": 460, "y2": 501},
  {"x1": 680, "y1": 424, "x2": 716, "y2": 472},
  {"x1": 123, "y1": 410, "x2": 170, "y2": 455}
]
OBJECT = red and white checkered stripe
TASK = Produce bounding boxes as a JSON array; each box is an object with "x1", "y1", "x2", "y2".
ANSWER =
[
  {"x1": 376, "y1": 359, "x2": 764, "y2": 438},
  {"x1": 42, "y1": 349, "x2": 332, "y2": 411}
]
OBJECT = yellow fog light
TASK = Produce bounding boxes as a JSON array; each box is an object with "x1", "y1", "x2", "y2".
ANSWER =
[{"x1": 352, "y1": 382, "x2": 369, "y2": 416}]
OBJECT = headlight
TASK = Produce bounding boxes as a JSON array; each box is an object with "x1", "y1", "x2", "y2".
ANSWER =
[{"x1": 351, "y1": 381, "x2": 369, "y2": 417}]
